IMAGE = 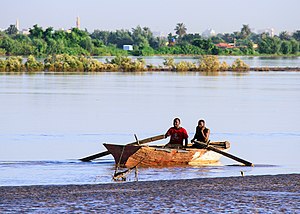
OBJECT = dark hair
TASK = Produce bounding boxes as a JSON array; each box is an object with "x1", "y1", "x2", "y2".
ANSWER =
[
  {"x1": 173, "y1": 118, "x2": 181, "y2": 123},
  {"x1": 198, "y1": 119, "x2": 205, "y2": 124}
]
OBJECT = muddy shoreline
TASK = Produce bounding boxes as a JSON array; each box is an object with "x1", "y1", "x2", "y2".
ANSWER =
[{"x1": 0, "y1": 174, "x2": 299, "y2": 213}]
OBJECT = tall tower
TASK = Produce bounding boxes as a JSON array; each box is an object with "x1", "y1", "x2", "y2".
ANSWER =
[
  {"x1": 16, "y1": 19, "x2": 20, "y2": 31},
  {"x1": 76, "y1": 16, "x2": 80, "y2": 29}
]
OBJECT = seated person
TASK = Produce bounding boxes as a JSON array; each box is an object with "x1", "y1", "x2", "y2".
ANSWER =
[
  {"x1": 165, "y1": 118, "x2": 188, "y2": 148},
  {"x1": 190, "y1": 119, "x2": 210, "y2": 147}
]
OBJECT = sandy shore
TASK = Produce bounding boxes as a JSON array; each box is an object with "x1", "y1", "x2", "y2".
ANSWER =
[{"x1": 0, "y1": 174, "x2": 299, "y2": 213}]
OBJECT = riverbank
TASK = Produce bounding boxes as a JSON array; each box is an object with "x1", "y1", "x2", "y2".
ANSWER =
[{"x1": 0, "y1": 174, "x2": 299, "y2": 213}]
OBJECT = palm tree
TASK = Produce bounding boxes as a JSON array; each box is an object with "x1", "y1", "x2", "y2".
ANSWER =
[
  {"x1": 174, "y1": 23, "x2": 187, "y2": 38},
  {"x1": 240, "y1": 24, "x2": 251, "y2": 39}
]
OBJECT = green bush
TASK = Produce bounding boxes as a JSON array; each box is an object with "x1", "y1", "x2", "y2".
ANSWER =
[
  {"x1": 231, "y1": 58, "x2": 250, "y2": 71},
  {"x1": 25, "y1": 55, "x2": 44, "y2": 72},
  {"x1": 198, "y1": 55, "x2": 221, "y2": 71}
]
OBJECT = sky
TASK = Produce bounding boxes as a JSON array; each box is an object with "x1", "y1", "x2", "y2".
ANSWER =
[{"x1": 1, "y1": 0, "x2": 299, "y2": 35}]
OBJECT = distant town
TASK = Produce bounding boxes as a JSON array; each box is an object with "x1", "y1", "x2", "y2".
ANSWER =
[{"x1": 0, "y1": 17, "x2": 299, "y2": 57}]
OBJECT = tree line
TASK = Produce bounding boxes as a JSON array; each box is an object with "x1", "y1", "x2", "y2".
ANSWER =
[{"x1": 0, "y1": 23, "x2": 299, "y2": 56}]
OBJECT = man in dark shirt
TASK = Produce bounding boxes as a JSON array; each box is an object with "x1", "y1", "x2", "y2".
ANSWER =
[{"x1": 190, "y1": 119, "x2": 210, "y2": 145}]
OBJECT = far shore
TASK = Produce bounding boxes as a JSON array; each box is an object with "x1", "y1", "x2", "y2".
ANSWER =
[{"x1": 0, "y1": 174, "x2": 299, "y2": 212}]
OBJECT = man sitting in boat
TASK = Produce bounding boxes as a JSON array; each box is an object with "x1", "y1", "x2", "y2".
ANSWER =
[
  {"x1": 190, "y1": 119, "x2": 210, "y2": 148},
  {"x1": 165, "y1": 118, "x2": 188, "y2": 148}
]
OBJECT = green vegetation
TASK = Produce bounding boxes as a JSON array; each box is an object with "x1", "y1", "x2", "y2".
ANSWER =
[
  {"x1": 0, "y1": 54, "x2": 250, "y2": 72},
  {"x1": 0, "y1": 23, "x2": 299, "y2": 57}
]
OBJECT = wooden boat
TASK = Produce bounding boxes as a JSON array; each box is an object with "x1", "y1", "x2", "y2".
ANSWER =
[{"x1": 103, "y1": 141, "x2": 230, "y2": 168}]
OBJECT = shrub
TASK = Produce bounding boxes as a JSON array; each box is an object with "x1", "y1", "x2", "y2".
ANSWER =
[
  {"x1": 198, "y1": 55, "x2": 221, "y2": 71},
  {"x1": 175, "y1": 61, "x2": 197, "y2": 71},
  {"x1": 163, "y1": 57, "x2": 175, "y2": 70},
  {"x1": 231, "y1": 58, "x2": 250, "y2": 71},
  {"x1": 25, "y1": 55, "x2": 44, "y2": 72}
]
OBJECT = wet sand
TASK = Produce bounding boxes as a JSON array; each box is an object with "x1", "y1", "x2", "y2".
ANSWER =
[{"x1": 0, "y1": 174, "x2": 299, "y2": 213}]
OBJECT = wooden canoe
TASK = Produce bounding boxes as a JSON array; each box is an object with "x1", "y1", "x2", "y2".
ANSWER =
[{"x1": 103, "y1": 141, "x2": 230, "y2": 168}]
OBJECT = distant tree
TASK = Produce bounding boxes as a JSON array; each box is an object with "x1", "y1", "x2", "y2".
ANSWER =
[
  {"x1": 210, "y1": 36, "x2": 224, "y2": 44},
  {"x1": 132, "y1": 26, "x2": 151, "y2": 47},
  {"x1": 53, "y1": 30, "x2": 67, "y2": 41},
  {"x1": 32, "y1": 38, "x2": 47, "y2": 55},
  {"x1": 142, "y1": 27, "x2": 153, "y2": 40},
  {"x1": 91, "y1": 30, "x2": 110, "y2": 45},
  {"x1": 248, "y1": 33, "x2": 260, "y2": 44},
  {"x1": 258, "y1": 36, "x2": 281, "y2": 54},
  {"x1": 292, "y1": 30, "x2": 300, "y2": 41},
  {"x1": 0, "y1": 36, "x2": 16, "y2": 54},
  {"x1": 233, "y1": 31, "x2": 241, "y2": 40},
  {"x1": 43, "y1": 27, "x2": 54, "y2": 41},
  {"x1": 14, "y1": 34, "x2": 32, "y2": 43},
  {"x1": 80, "y1": 37, "x2": 94, "y2": 52},
  {"x1": 290, "y1": 39, "x2": 299, "y2": 54},
  {"x1": 240, "y1": 24, "x2": 251, "y2": 39},
  {"x1": 167, "y1": 33, "x2": 177, "y2": 43},
  {"x1": 174, "y1": 23, "x2": 187, "y2": 39},
  {"x1": 181, "y1": 33, "x2": 202, "y2": 43},
  {"x1": 280, "y1": 40, "x2": 292, "y2": 54},
  {"x1": 279, "y1": 31, "x2": 291, "y2": 40},
  {"x1": 191, "y1": 38, "x2": 214, "y2": 52},
  {"x1": 29, "y1": 24, "x2": 43, "y2": 39},
  {"x1": 149, "y1": 36, "x2": 166, "y2": 49},
  {"x1": 108, "y1": 29, "x2": 133, "y2": 48},
  {"x1": 5, "y1": 25, "x2": 18, "y2": 35},
  {"x1": 221, "y1": 33, "x2": 234, "y2": 43}
]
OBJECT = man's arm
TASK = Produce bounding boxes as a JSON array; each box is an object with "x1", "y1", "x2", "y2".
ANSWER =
[{"x1": 202, "y1": 129, "x2": 210, "y2": 142}]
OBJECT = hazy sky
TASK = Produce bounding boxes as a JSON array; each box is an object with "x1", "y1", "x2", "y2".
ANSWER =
[{"x1": 1, "y1": 0, "x2": 299, "y2": 34}]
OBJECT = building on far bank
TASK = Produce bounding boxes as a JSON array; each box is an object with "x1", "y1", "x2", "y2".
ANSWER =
[
  {"x1": 123, "y1": 45, "x2": 133, "y2": 51},
  {"x1": 202, "y1": 28, "x2": 216, "y2": 38},
  {"x1": 20, "y1": 29, "x2": 30, "y2": 35},
  {"x1": 215, "y1": 43, "x2": 235, "y2": 49},
  {"x1": 16, "y1": 19, "x2": 20, "y2": 31},
  {"x1": 257, "y1": 28, "x2": 275, "y2": 37},
  {"x1": 76, "y1": 16, "x2": 80, "y2": 29}
]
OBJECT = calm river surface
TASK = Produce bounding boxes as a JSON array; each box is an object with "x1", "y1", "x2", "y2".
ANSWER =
[{"x1": 0, "y1": 62, "x2": 300, "y2": 186}]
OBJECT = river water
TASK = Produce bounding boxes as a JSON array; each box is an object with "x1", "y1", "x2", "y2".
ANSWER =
[{"x1": 0, "y1": 58, "x2": 300, "y2": 186}]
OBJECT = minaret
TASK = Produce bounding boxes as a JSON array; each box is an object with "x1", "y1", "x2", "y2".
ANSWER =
[
  {"x1": 16, "y1": 19, "x2": 20, "y2": 31},
  {"x1": 76, "y1": 16, "x2": 80, "y2": 29}
]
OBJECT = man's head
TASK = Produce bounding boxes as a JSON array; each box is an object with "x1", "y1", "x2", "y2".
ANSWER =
[
  {"x1": 173, "y1": 118, "x2": 181, "y2": 128},
  {"x1": 198, "y1": 119, "x2": 205, "y2": 128}
]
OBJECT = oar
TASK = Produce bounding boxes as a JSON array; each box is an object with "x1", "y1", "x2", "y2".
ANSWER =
[
  {"x1": 194, "y1": 140, "x2": 254, "y2": 166},
  {"x1": 79, "y1": 134, "x2": 165, "y2": 162}
]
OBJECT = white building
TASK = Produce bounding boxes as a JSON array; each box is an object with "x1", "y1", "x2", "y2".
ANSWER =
[
  {"x1": 21, "y1": 29, "x2": 30, "y2": 35},
  {"x1": 123, "y1": 45, "x2": 133, "y2": 51},
  {"x1": 257, "y1": 28, "x2": 275, "y2": 37},
  {"x1": 202, "y1": 28, "x2": 216, "y2": 38}
]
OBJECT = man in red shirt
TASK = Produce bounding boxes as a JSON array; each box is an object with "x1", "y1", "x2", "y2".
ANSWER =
[{"x1": 165, "y1": 118, "x2": 189, "y2": 148}]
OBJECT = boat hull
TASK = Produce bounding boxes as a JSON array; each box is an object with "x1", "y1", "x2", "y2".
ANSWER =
[{"x1": 104, "y1": 142, "x2": 230, "y2": 168}]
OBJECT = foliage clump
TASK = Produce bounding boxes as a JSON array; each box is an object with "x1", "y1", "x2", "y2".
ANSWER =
[
  {"x1": 109, "y1": 56, "x2": 146, "y2": 71},
  {"x1": 231, "y1": 58, "x2": 250, "y2": 71},
  {"x1": 0, "y1": 56, "x2": 24, "y2": 72},
  {"x1": 25, "y1": 55, "x2": 44, "y2": 72}
]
